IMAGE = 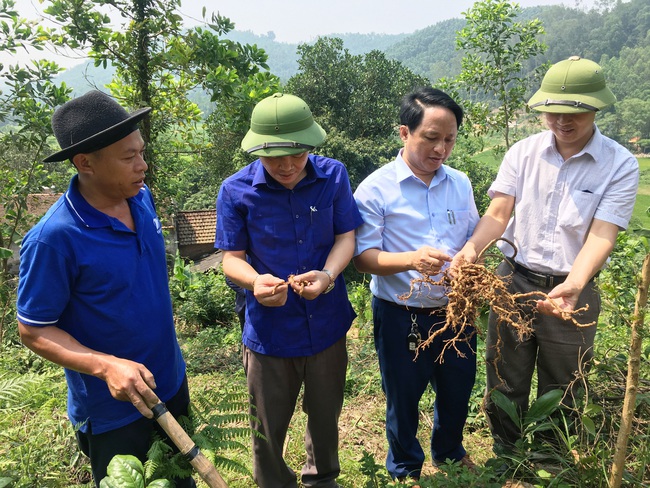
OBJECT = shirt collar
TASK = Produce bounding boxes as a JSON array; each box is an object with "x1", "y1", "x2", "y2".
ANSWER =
[
  {"x1": 544, "y1": 124, "x2": 601, "y2": 162},
  {"x1": 64, "y1": 174, "x2": 144, "y2": 229},
  {"x1": 395, "y1": 149, "x2": 450, "y2": 186},
  {"x1": 582, "y1": 125, "x2": 604, "y2": 159},
  {"x1": 252, "y1": 154, "x2": 322, "y2": 189}
]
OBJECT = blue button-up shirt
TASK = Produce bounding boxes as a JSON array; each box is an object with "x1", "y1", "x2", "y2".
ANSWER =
[
  {"x1": 216, "y1": 155, "x2": 363, "y2": 357},
  {"x1": 354, "y1": 151, "x2": 479, "y2": 308}
]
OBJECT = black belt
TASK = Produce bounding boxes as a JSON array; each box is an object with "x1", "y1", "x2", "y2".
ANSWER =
[
  {"x1": 377, "y1": 297, "x2": 445, "y2": 315},
  {"x1": 505, "y1": 258, "x2": 568, "y2": 288}
]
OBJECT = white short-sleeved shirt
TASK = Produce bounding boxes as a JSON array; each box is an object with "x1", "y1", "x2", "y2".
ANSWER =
[{"x1": 490, "y1": 126, "x2": 639, "y2": 274}]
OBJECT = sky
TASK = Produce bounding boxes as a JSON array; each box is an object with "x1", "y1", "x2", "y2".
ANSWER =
[{"x1": 5, "y1": 0, "x2": 598, "y2": 69}]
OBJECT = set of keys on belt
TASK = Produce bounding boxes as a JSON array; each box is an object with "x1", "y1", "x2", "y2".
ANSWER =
[{"x1": 407, "y1": 313, "x2": 422, "y2": 352}]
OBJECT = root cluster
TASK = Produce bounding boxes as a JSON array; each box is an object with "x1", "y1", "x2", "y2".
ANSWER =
[
  {"x1": 401, "y1": 239, "x2": 594, "y2": 363},
  {"x1": 272, "y1": 274, "x2": 311, "y2": 296}
]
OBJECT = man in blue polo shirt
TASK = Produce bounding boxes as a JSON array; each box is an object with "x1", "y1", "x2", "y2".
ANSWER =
[
  {"x1": 216, "y1": 92, "x2": 363, "y2": 488},
  {"x1": 16, "y1": 91, "x2": 192, "y2": 487}
]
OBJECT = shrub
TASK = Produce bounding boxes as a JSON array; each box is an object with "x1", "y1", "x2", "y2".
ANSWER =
[{"x1": 169, "y1": 252, "x2": 238, "y2": 330}]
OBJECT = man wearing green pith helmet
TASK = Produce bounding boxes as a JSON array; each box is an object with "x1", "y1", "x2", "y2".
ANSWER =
[
  {"x1": 453, "y1": 56, "x2": 639, "y2": 452},
  {"x1": 216, "y1": 93, "x2": 363, "y2": 487}
]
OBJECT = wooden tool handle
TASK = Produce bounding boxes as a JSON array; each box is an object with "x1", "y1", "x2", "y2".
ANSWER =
[{"x1": 151, "y1": 400, "x2": 229, "y2": 488}]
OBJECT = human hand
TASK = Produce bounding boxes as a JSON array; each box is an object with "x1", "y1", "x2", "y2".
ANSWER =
[
  {"x1": 451, "y1": 245, "x2": 478, "y2": 270},
  {"x1": 536, "y1": 281, "x2": 581, "y2": 317},
  {"x1": 252, "y1": 273, "x2": 288, "y2": 307},
  {"x1": 100, "y1": 357, "x2": 159, "y2": 418},
  {"x1": 290, "y1": 270, "x2": 330, "y2": 300},
  {"x1": 410, "y1": 246, "x2": 451, "y2": 276}
]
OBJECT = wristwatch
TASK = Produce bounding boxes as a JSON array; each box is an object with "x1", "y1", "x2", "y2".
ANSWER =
[{"x1": 321, "y1": 269, "x2": 336, "y2": 294}]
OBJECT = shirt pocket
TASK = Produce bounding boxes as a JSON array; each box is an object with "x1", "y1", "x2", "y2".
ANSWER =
[
  {"x1": 310, "y1": 203, "x2": 335, "y2": 250},
  {"x1": 444, "y1": 209, "x2": 473, "y2": 254},
  {"x1": 557, "y1": 189, "x2": 601, "y2": 233},
  {"x1": 251, "y1": 208, "x2": 295, "y2": 250}
]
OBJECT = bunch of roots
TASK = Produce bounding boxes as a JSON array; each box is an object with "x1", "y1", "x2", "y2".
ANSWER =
[
  {"x1": 400, "y1": 239, "x2": 593, "y2": 363},
  {"x1": 273, "y1": 275, "x2": 311, "y2": 296}
]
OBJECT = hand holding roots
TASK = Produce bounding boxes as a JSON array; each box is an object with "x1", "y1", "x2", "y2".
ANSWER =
[
  {"x1": 401, "y1": 239, "x2": 594, "y2": 363},
  {"x1": 273, "y1": 275, "x2": 311, "y2": 296}
]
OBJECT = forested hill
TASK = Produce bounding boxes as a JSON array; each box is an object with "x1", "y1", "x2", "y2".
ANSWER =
[
  {"x1": 386, "y1": 0, "x2": 650, "y2": 83},
  {"x1": 57, "y1": 0, "x2": 650, "y2": 100}
]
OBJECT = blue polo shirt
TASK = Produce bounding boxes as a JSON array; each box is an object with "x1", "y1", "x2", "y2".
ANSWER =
[
  {"x1": 216, "y1": 155, "x2": 363, "y2": 357},
  {"x1": 17, "y1": 176, "x2": 186, "y2": 434}
]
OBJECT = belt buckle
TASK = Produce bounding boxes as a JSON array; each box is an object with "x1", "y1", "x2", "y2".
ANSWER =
[{"x1": 527, "y1": 270, "x2": 550, "y2": 288}]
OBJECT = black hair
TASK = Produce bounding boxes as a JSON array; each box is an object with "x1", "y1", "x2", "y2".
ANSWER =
[{"x1": 399, "y1": 87, "x2": 464, "y2": 132}]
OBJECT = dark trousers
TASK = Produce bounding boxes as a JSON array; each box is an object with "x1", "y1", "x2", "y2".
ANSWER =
[
  {"x1": 484, "y1": 261, "x2": 599, "y2": 449},
  {"x1": 243, "y1": 337, "x2": 348, "y2": 488},
  {"x1": 372, "y1": 297, "x2": 477, "y2": 480},
  {"x1": 76, "y1": 376, "x2": 196, "y2": 488}
]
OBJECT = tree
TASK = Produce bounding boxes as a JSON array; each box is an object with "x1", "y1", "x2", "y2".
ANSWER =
[
  {"x1": 0, "y1": 0, "x2": 71, "y2": 343},
  {"x1": 42, "y1": 0, "x2": 277, "y2": 193},
  {"x1": 285, "y1": 38, "x2": 362, "y2": 136},
  {"x1": 455, "y1": 0, "x2": 547, "y2": 149},
  {"x1": 603, "y1": 37, "x2": 650, "y2": 102},
  {"x1": 285, "y1": 37, "x2": 428, "y2": 188}
]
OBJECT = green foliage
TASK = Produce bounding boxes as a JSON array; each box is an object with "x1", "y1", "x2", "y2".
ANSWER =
[
  {"x1": 0, "y1": 1, "x2": 71, "y2": 345},
  {"x1": 99, "y1": 454, "x2": 172, "y2": 488},
  {"x1": 287, "y1": 37, "x2": 428, "y2": 141},
  {"x1": 0, "y1": 372, "x2": 49, "y2": 410},
  {"x1": 188, "y1": 388, "x2": 255, "y2": 476},
  {"x1": 454, "y1": 0, "x2": 547, "y2": 149},
  {"x1": 169, "y1": 252, "x2": 237, "y2": 329},
  {"x1": 141, "y1": 436, "x2": 193, "y2": 484},
  {"x1": 197, "y1": 71, "x2": 280, "y2": 202},
  {"x1": 446, "y1": 153, "x2": 498, "y2": 216},
  {"x1": 318, "y1": 129, "x2": 402, "y2": 191},
  {"x1": 347, "y1": 278, "x2": 373, "y2": 331},
  {"x1": 285, "y1": 37, "x2": 428, "y2": 189},
  {"x1": 385, "y1": 18, "x2": 466, "y2": 82},
  {"x1": 0, "y1": 357, "x2": 88, "y2": 486},
  {"x1": 358, "y1": 450, "x2": 392, "y2": 488},
  {"x1": 41, "y1": 0, "x2": 278, "y2": 198},
  {"x1": 599, "y1": 231, "x2": 649, "y2": 329}
]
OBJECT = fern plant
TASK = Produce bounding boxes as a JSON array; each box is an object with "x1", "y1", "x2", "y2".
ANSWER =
[
  {"x1": 135, "y1": 386, "x2": 256, "y2": 484},
  {"x1": 189, "y1": 387, "x2": 260, "y2": 475},
  {"x1": 0, "y1": 372, "x2": 42, "y2": 409}
]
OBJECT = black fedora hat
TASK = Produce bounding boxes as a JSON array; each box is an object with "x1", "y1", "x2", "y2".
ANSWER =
[{"x1": 44, "y1": 90, "x2": 152, "y2": 162}]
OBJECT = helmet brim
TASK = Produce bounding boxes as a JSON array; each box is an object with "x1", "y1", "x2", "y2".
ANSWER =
[
  {"x1": 528, "y1": 86, "x2": 616, "y2": 113},
  {"x1": 241, "y1": 120, "x2": 326, "y2": 157}
]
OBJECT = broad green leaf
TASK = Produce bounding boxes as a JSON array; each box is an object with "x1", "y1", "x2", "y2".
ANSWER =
[
  {"x1": 583, "y1": 403, "x2": 602, "y2": 416},
  {"x1": 491, "y1": 389, "x2": 521, "y2": 428},
  {"x1": 100, "y1": 455, "x2": 145, "y2": 488},
  {"x1": 524, "y1": 389, "x2": 563, "y2": 424},
  {"x1": 147, "y1": 480, "x2": 173, "y2": 488},
  {"x1": 526, "y1": 391, "x2": 563, "y2": 424},
  {"x1": 582, "y1": 415, "x2": 596, "y2": 436}
]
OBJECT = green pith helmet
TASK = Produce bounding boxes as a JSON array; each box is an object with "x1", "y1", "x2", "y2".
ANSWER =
[
  {"x1": 528, "y1": 56, "x2": 616, "y2": 113},
  {"x1": 241, "y1": 93, "x2": 326, "y2": 157}
]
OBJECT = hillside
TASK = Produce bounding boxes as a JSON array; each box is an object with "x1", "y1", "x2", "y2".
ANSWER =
[
  {"x1": 55, "y1": 30, "x2": 409, "y2": 94},
  {"x1": 54, "y1": 0, "x2": 650, "y2": 107}
]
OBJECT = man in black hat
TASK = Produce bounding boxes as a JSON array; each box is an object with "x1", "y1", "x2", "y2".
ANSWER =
[{"x1": 16, "y1": 90, "x2": 194, "y2": 487}]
